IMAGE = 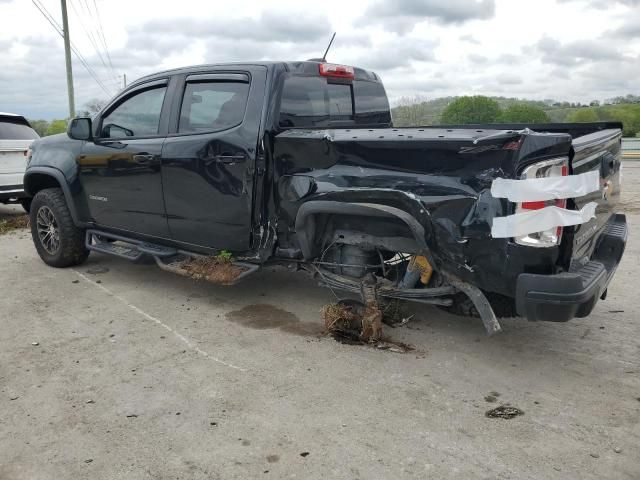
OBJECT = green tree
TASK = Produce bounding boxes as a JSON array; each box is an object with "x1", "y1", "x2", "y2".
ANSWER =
[
  {"x1": 606, "y1": 106, "x2": 640, "y2": 137},
  {"x1": 499, "y1": 104, "x2": 550, "y2": 123},
  {"x1": 44, "y1": 119, "x2": 68, "y2": 136},
  {"x1": 28, "y1": 119, "x2": 49, "y2": 137},
  {"x1": 440, "y1": 96, "x2": 501, "y2": 124},
  {"x1": 566, "y1": 108, "x2": 599, "y2": 123},
  {"x1": 77, "y1": 98, "x2": 107, "y2": 117}
]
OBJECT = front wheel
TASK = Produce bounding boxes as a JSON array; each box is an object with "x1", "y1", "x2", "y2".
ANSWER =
[{"x1": 30, "y1": 188, "x2": 89, "y2": 267}]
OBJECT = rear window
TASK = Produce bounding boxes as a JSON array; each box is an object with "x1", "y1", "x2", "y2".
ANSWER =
[
  {"x1": 0, "y1": 118, "x2": 39, "y2": 140},
  {"x1": 279, "y1": 76, "x2": 390, "y2": 128},
  {"x1": 179, "y1": 81, "x2": 249, "y2": 133}
]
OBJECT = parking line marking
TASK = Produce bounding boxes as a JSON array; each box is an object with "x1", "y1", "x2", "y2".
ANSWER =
[{"x1": 73, "y1": 270, "x2": 247, "y2": 372}]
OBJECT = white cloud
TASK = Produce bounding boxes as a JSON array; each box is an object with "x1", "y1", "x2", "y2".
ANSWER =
[{"x1": 0, "y1": 0, "x2": 638, "y2": 119}]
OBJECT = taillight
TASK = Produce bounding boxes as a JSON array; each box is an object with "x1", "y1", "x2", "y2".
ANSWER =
[
  {"x1": 514, "y1": 158, "x2": 569, "y2": 247},
  {"x1": 318, "y1": 63, "x2": 355, "y2": 80}
]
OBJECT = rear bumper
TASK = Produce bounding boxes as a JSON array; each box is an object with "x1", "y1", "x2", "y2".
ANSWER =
[
  {"x1": 516, "y1": 213, "x2": 627, "y2": 322},
  {"x1": 0, "y1": 184, "x2": 26, "y2": 202}
]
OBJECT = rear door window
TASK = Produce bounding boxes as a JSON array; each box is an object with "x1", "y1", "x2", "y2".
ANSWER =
[
  {"x1": 0, "y1": 119, "x2": 39, "y2": 140},
  {"x1": 179, "y1": 81, "x2": 250, "y2": 133}
]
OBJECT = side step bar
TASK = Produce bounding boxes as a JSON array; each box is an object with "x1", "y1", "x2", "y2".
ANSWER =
[
  {"x1": 85, "y1": 229, "x2": 259, "y2": 286},
  {"x1": 86, "y1": 230, "x2": 178, "y2": 261}
]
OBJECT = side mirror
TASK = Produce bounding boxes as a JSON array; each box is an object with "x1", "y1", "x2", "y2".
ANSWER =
[{"x1": 67, "y1": 117, "x2": 93, "y2": 141}]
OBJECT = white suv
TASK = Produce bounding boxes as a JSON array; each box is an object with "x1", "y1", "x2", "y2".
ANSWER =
[{"x1": 0, "y1": 112, "x2": 39, "y2": 212}]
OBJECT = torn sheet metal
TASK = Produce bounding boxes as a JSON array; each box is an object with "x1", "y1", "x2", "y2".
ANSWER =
[
  {"x1": 491, "y1": 171, "x2": 600, "y2": 202},
  {"x1": 491, "y1": 202, "x2": 598, "y2": 238}
]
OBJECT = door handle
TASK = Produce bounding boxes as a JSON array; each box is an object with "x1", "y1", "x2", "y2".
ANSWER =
[
  {"x1": 133, "y1": 154, "x2": 156, "y2": 165},
  {"x1": 211, "y1": 154, "x2": 246, "y2": 164}
]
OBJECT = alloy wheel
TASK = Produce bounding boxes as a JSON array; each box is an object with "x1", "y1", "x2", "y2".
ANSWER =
[{"x1": 36, "y1": 206, "x2": 60, "y2": 255}]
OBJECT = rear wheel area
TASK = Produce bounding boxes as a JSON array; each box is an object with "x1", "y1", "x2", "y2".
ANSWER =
[
  {"x1": 438, "y1": 291, "x2": 517, "y2": 319},
  {"x1": 29, "y1": 188, "x2": 89, "y2": 267}
]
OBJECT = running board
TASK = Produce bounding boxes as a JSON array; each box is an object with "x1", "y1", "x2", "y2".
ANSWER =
[
  {"x1": 85, "y1": 229, "x2": 259, "y2": 285},
  {"x1": 86, "y1": 230, "x2": 178, "y2": 260}
]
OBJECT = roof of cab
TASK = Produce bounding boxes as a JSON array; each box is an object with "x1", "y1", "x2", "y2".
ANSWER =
[{"x1": 130, "y1": 61, "x2": 380, "y2": 88}]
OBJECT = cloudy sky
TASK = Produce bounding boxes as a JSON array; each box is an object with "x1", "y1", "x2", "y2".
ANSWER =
[{"x1": 1, "y1": 0, "x2": 639, "y2": 120}]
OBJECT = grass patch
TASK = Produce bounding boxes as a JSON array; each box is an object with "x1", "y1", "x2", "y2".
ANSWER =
[
  {"x1": 179, "y1": 255, "x2": 245, "y2": 285},
  {"x1": 0, "y1": 215, "x2": 29, "y2": 235}
]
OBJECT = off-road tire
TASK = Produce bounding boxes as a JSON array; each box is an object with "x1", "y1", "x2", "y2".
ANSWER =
[{"x1": 30, "y1": 188, "x2": 89, "y2": 268}]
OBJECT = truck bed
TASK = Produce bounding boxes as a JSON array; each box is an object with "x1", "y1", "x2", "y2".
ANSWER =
[{"x1": 274, "y1": 122, "x2": 622, "y2": 298}]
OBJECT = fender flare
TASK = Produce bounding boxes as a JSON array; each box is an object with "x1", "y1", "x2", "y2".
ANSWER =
[
  {"x1": 24, "y1": 166, "x2": 82, "y2": 226},
  {"x1": 294, "y1": 200, "x2": 434, "y2": 264}
]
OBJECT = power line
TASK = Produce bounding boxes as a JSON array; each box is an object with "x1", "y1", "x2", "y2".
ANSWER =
[
  {"x1": 31, "y1": 0, "x2": 114, "y2": 97},
  {"x1": 69, "y1": 0, "x2": 110, "y2": 74},
  {"x1": 92, "y1": 0, "x2": 115, "y2": 78},
  {"x1": 78, "y1": 0, "x2": 118, "y2": 85},
  {"x1": 70, "y1": 0, "x2": 119, "y2": 89},
  {"x1": 32, "y1": 0, "x2": 112, "y2": 96}
]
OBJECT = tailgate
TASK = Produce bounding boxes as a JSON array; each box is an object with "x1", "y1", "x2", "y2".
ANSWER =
[
  {"x1": 0, "y1": 139, "x2": 32, "y2": 175},
  {"x1": 570, "y1": 129, "x2": 622, "y2": 259}
]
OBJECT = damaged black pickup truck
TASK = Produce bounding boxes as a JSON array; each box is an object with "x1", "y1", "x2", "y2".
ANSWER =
[{"x1": 24, "y1": 61, "x2": 627, "y2": 334}]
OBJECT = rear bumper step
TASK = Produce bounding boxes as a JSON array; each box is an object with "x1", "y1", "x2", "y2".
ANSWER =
[{"x1": 516, "y1": 213, "x2": 627, "y2": 321}]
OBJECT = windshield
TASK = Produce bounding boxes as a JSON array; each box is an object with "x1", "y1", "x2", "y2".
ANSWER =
[
  {"x1": 0, "y1": 118, "x2": 39, "y2": 140},
  {"x1": 279, "y1": 75, "x2": 391, "y2": 128}
]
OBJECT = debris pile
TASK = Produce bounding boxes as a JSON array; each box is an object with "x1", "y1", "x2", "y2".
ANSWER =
[
  {"x1": 179, "y1": 255, "x2": 247, "y2": 285},
  {"x1": 0, "y1": 215, "x2": 29, "y2": 235},
  {"x1": 323, "y1": 299, "x2": 414, "y2": 353},
  {"x1": 323, "y1": 301, "x2": 368, "y2": 343}
]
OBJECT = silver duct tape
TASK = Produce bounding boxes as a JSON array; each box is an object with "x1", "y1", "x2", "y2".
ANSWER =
[{"x1": 491, "y1": 202, "x2": 598, "y2": 238}]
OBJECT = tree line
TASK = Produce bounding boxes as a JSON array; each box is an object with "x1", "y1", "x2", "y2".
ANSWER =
[
  {"x1": 392, "y1": 95, "x2": 640, "y2": 137},
  {"x1": 27, "y1": 95, "x2": 640, "y2": 138},
  {"x1": 28, "y1": 99, "x2": 105, "y2": 137}
]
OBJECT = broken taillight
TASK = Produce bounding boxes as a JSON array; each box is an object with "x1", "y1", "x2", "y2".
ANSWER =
[
  {"x1": 514, "y1": 158, "x2": 569, "y2": 248},
  {"x1": 318, "y1": 63, "x2": 355, "y2": 80}
]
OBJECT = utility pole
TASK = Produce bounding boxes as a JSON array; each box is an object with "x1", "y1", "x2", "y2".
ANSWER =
[
  {"x1": 123, "y1": 73, "x2": 126, "y2": 89},
  {"x1": 60, "y1": 0, "x2": 75, "y2": 118}
]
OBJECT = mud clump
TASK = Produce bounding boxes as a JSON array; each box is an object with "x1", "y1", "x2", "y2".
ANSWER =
[
  {"x1": 0, "y1": 215, "x2": 29, "y2": 235},
  {"x1": 323, "y1": 300, "x2": 414, "y2": 353},
  {"x1": 323, "y1": 300, "x2": 383, "y2": 343},
  {"x1": 323, "y1": 302, "x2": 364, "y2": 343},
  {"x1": 485, "y1": 405, "x2": 524, "y2": 419},
  {"x1": 180, "y1": 256, "x2": 246, "y2": 285}
]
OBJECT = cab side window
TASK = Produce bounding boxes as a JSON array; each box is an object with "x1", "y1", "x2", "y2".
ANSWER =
[
  {"x1": 179, "y1": 81, "x2": 250, "y2": 133},
  {"x1": 101, "y1": 86, "x2": 167, "y2": 138}
]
